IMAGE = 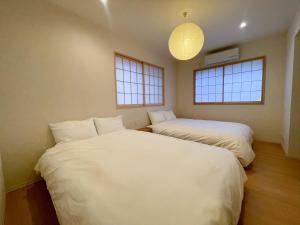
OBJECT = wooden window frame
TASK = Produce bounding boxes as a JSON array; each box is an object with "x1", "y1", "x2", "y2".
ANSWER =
[
  {"x1": 114, "y1": 52, "x2": 165, "y2": 109},
  {"x1": 193, "y1": 56, "x2": 266, "y2": 105}
]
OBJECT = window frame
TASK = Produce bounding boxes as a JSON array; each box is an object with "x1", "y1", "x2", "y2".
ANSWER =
[
  {"x1": 193, "y1": 56, "x2": 266, "y2": 105},
  {"x1": 114, "y1": 52, "x2": 165, "y2": 109}
]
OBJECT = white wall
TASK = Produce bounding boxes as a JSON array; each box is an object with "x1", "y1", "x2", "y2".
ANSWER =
[
  {"x1": 283, "y1": 6, "x2": 300, "y2": 159},
  {"x1": 176, "y1": 34, "x2": 287, "y2": 143},
  {"x1": 0, "y1": 0, "x2": 176, "y2": 191}
]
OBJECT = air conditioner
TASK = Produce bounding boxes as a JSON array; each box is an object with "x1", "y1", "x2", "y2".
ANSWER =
[{"x1": 204, "y1": 48, "x2": 240, "y2": 65}]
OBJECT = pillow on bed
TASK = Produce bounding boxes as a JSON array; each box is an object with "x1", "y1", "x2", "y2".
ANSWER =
[
  {"x1": 148, "y1": 111, "x2": 166, "y2": 125},
  {"x1": 49, "y1": 118, "x2": 98, "y2": 144},
  {"x1": 162, "y1": 110, "x2": 176, "y2": 120},
  {"x1": 94, "y1": 115, "x2": 125, "y2": 135}
]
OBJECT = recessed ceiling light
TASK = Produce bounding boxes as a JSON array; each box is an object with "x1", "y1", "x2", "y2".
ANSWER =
[
  {"x1": 100, "y1": 0, "x2": 108, "y2": 5},
  {"x1": 239, "y1": 22, "x2": 247, "y2": 29}
]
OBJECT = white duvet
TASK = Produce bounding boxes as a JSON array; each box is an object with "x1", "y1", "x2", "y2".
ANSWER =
[
  {"x1": 149, "y1": 119, "x2": 255, "y2": 167},
  {"x1": 35, "y1": 130, "x2": 246, "y2": 225}
]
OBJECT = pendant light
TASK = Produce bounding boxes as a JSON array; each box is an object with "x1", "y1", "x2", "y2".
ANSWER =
[{"x1": 168, "y1": 11, "x2": 204, "y2": 60}]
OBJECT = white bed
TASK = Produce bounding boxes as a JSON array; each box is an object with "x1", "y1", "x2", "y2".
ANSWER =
[
  {"x1": 148, "y1": 118, "x2": 255, "y2": 167},
  {"x1": 36, "y1": 129, "x2": 246, "y2": 225}
]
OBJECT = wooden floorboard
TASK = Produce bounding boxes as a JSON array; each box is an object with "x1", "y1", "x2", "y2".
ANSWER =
[{"x1": 5, "y1": 141, "x2": 300, "y2": 225}]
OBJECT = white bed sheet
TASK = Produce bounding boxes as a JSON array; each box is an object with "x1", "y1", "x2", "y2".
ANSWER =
[
  {"x1": 148, "y1": 119, "x2": 255, "y2": 167},
  {"x1": 35, "y1": 130, "x2": 246, "y2": 225}
]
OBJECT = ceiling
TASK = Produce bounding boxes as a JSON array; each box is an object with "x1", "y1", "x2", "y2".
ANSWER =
[{"x1": 48, "y1": 0, "x2": 300, "y2": 59}]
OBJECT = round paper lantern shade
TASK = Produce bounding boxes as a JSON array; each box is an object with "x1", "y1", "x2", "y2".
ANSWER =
[{"x1": 168, "y1": 22, "x2": 204, "y2": 60}]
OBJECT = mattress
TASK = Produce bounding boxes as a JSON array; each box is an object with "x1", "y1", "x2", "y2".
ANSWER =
[
  {"x1": 35, "y1": 130, "x2": 246, "y2": 225},
  {"x1": 149, "y1": 118, "x2": 255, "y2": 167}
]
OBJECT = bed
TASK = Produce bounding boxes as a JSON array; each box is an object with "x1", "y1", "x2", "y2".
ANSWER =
[
  {"x1": 148, "y1": 112, "x2": 255, "y2": 167},
  {"x1": 36, "y1": 129, "x2": 246, "y2": 225}
]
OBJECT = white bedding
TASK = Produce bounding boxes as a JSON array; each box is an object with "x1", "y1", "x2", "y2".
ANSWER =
[
  {"x1": 149, "y1": 119, "x2": 255, "y2": 167},
  {"x1": 35, "y1": 130, "x2": 246, "y2": 225}
]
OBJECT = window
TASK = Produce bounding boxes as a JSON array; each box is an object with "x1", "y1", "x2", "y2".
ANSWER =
[
  {"x1": 115, "y1": 53, "x2": 164, "y2": 107},
  {"x1": 194, "y1": 56, "x2": 265, "y2": 104}
]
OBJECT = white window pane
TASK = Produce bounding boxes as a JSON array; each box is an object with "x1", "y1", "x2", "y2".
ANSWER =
[
  {"x1": 252, "y1": 70, "x2": 262, "y2": 81},
  {"x1": 154, "y1": 68, "x2": 159, "y2": 76},
  {"x1": 131, "y1": 72, "x2": 137, "y2": 83},
  {"x1": 155, "y1": 86, "x2": 159, "y2": 94},
  {"x1": 137, "y1": 73, "x2": 143, "y2": 84},
  {"x1": 124, "y1": 82, "x2": 131, "y2": 93},
  {"x1": 144, "y1": 85, "x2": 149, "y2": 94},
  {"x1": 224, "y1": 84, "x2": 232, "y2": 92},
  {"x1": 137, "y1": 63, "x2": 142, "y2": 73},
  {"x1": 216, "y1": 67, "x2": 223, "y2": 75},
  {"x1": 209, "y1": 69, "x2": 215, "y2": 77},
  {"x1": 232, "y1": 93, "x2": 241, "y2": 102},
  {"x1": 224, "y1": 74, "x2": 232, "y2": 83},
  {"x1": 131, "y1": 94, "x2": 138, "y2": 104},
  {"x1": 241, "y1": 92, "x2": 251, "y2": 101},
  {"x1": 150, "y1": 76, "x2": 155, "y2": 85},
  {"x1": 150, "y1": 85, "x2": 155, "y2": 94},
  {"x1": 149, "y1": 66, "x2": 154, "y2": 75},
  {"x1": 124, "y1": 71, "x2": 130, "y2": 82},
  {"x1": 159, "y1": 86, "x2": 163, "y2": 95},
  {"x1": 225, "y1": 65, "x2": 232, "y2": 75},
  {"x1": 125, "y1": 94, "x2": 131, "y2": 104},
  {"x1": 144, "y1": 65, "x2": 149, "y2": 74},
  {"x1": 252, "y1": 59, "x2": 263, "y2": 70},
  {"x1": 159, "y1": 78, "x2": 163, "y2": 86},
  {"x1": 202, "y1": 95, "x2": 209, "y2": 102},
  {"x1": 233, "y1": 63, "x2": 242, "y2": 73},
  {"x1": 202, "y1": 70, "x2": 208, "y2": 79},
  {"x1": 224, "y1": 93, "x2": 232, "y2": 102},
  {"x1": 232, "y1": 83, "x2": 241, "y2": 92},
  {"x1": 201, "y1": 86, "x2": 209, "y2": 95},
  {"x1": 233, "y1": 73, "x2": 242, "y2": 83},
  {"x1": 216, "y1": 94, "x2": 222, "y2": 102},
  {"x1": 209, "y1": 77, "x2": 215, "y2": 85},
  {"x1": 150, "y1": 94, "x2": 155, "y2": 103},
  {"x1": 144, "y1": 75, "x2": 149, "y2": 84},
  {"x1": 209, "y1": 94, "x2": 216, "y2": 102},
  {"x1": 209, "y1": 85, "x2": 215, "y2": 94},
  {"x1": 123, "y1": 59, "x2": 130, "y2": 71},
  {"x1": 159, "y1": 69, "x2": 162, "y2": 76},
  {"x1": 196, "y1": 79, "x2": 201, "y2": 86},
  {"x1": 130, "y1": 61, "x2": 136, "y2": 72},
  {"x1": 117, "y1": 81, "x2": 124, "y2": 93},
  {"x1": 116, "y1": 69, "x2": 123, "y2": 81},
  {"x1": 196, "y1": 95, "x2": 201, "y2": 103},
  {"x1": 251, "y1": 91, "x2": 262, "y2": 101},
  {"x1": 216, "y1": 75, "x2": 223, "y2": 85},
  {"x1": 154, "y1": 95, "x2": 158, "y2": 104},
  {"x1": 242, "y1": 82, "x2": 251, "y2": 91},
  {"x1": 138, "y1": 94, "x2": 143, "y2": 104},
  {"x1": 131, "y1": 83, "x2": 138, "y2": 94},
  {"x1": 195, "y1": 86, "x2": 200, "y2": 95},
  {"x1": 145, "y1": 95, "x2": 149, "y2": 104},
  {"x1": 251, "y1": 81, "x2": 262, "y2": 91},
  {"x1": 117, "y1": 94, "x2": 124, "y2": 104},
  {"x1": 242, "y1": 62, "x2": 251, "y2": 72},
  {"x1": 216, "y1": 85, "x2": 223, "y2": 94},
  {"x1": 202, "y1": 77, "x2": 209, "y2": 86},
  {"x1": 138, "y1": 84, "x2": 143, "y2": 94},
  {"x1": 242, "y1": 72, "x2": 251, "y2": 82},
  {"x1": 115, "y1": 57, "x2": 123, "y2": 69}
]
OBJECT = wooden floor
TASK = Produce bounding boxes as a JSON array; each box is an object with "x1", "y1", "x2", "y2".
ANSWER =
[{"x1": 5, "y1": 142, "x2": 300, "y2": 225}]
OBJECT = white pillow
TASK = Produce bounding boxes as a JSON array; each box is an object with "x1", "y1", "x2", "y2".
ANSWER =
[
  {"x1": 148, "y1": 111, "x2": 166, "y2": 125},
  {"x1": 94, "y1": 115, "x2": 125, "y2": 135},
  {"x1": 162, "y1": 110, "x2": 176, "y2": 121},
  {"x1": 49, "y1": 118, "x2": 98, "y2": 144}
]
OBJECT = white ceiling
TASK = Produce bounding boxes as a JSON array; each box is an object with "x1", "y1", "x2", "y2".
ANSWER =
[{"x1": 48, "y1": 0, "x2": 300, "y2": 59}]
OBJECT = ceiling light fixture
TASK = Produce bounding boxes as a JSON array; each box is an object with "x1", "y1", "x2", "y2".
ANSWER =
[
  {"x1": 239, "y1": 22, "x2": 247, "y2": 29},
  {"x1": 168, "y1": 11, "x2": 204, "y2": 61}
]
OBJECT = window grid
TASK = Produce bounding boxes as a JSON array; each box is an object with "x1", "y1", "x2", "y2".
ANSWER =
[
  {"x1": 115, "y1": 53, "x2": 164, "y2": 107},
  {"x1": 194, "y1": 57, "x2": 265, "y2": 105}
]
